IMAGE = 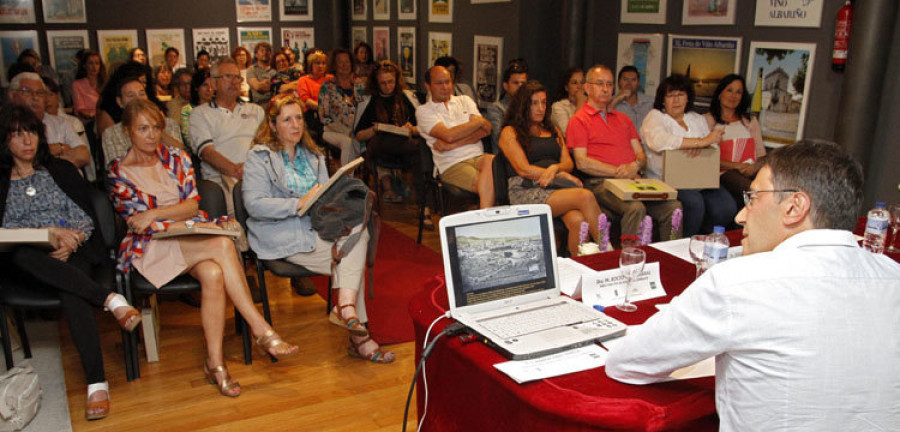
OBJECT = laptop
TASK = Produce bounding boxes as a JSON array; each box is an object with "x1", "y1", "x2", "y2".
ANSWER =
[{"x1": 439, "y1": 204, "x2": 626, "y2": 360}]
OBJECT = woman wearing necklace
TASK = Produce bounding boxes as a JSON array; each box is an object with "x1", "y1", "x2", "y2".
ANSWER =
[
  {"x1": 318, "y1": 47, "x2": 365, "y2": 166},
  {"x1": 243, "y1": 94, "x2": 395, "y2": 364},
  {"x1": 107, "y1": 99, "x2": 299, "y2": 398},
  {"x1": 0, "y1": 105, "x2": 142, "y2": 421}
]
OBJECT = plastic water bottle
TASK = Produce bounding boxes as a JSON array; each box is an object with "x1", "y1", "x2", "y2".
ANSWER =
[
  {"x1": 864, "y1": 202, "x2": 889, "y2": 254},
  {"x1": 702, "y1": 226, "x2": 729, "y2": 271}
]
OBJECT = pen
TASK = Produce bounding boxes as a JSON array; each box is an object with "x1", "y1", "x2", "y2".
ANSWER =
[
  {"x1": 58, "y1": 218, "x2": 68, "y2": 228},
  {"x1": 593, "y1": 305, "x2": 605, "y2": 313}
]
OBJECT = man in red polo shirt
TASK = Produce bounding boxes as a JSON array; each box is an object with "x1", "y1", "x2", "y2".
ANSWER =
[{"x1": 566, "y1": 65, "x2": 681, "y2": 239}]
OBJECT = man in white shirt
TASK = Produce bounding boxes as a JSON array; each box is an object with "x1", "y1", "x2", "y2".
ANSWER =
[
  {"x1": 416, "y1": 66, "x2": 494, "y2": 208},
  {"x1": 606, "y1": 140, "x2": 900, "y2": 431},
  {"x1": 610, "y1": 66, "x2": 654, "y2": 133}
]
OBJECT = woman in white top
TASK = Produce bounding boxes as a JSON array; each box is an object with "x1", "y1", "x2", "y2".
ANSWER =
[
  {"x1": 550, "y1": 67, "x2": 585, "y2": 136},
  {"x1": 640, "y1": 74, "x2": 736, "y2": 237}
]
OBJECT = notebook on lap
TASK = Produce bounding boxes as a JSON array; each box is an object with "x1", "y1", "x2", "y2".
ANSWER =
[{"x1": 439, "y1": 204, "x2": 626, "y2": 360}]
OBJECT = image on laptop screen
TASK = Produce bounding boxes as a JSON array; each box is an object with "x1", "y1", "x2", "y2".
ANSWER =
[{"x1": 444, "y1": 213, "x2": 556, "y2": 308}]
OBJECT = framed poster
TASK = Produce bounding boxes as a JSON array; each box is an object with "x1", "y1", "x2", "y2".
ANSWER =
[
  {"x1": 746, "y1": 42, "x2": 816, "y2": 148},
  {"x1": 97, "y1": 30, "x2": 138, "y2": 73},
  {"x1": 373, "y1": 26, "x2": 390, "y2": 61},
  {"x1": 146, "y1": 29, "x2": 186, "y2": 68},
  {"x1": 42, "y1": 0, "x2": 86, "y2": 23},
  {"x1": 471, "y1": 0, "x2": 510, "y2": 3},
  {"x1": 0, "y1": 30, "x2": 38, "y2": 85},
  {"x1": 620, "y1": 0, "x2": 666, "y2": 25},
  {"x1": 351, "y1": 0, "x2": 367, "y2": 20},
  {"x1": 397, "y1": 27, "x2": 415, "y2": 83},
  {"x1": 238, "y1": 27, "x2": 273, "y2": 53},
  {"x1": 755, "y1": 0, "x2": 824, "y2": 28},
  {"x1": 193, "y1": 28, "x2": 231, "y2": 62},
  {"x1": 429, "y1": 0, "x2": 452, "y2": 23},
  {"x1": 352, "y1": 26, "x2": 368, "y2": 48},
  {"x1": 236, "y1": 0, "x2": 271, "y2": 22},
  {"x1": 397, "y1": 0, "x2": 415, "y2": 20},
  {"x1": 428, "y1": 32, "x2": 451, "y2": 66},
  {"x1": 473, "y1": 35, "x2": 502, "y2": 106},
  {"x1": 682, "y1": 0, "x2": 735, "y2": 25},
  {"x1": 46, "y1": 30, "x2": 89, "y2": 79},
  {"x1": 373, "y1": 0, "x2": 389, "y2": 20},
  {"x1": 0, "y1": 0, "x2": 35, "y2": 24},
  {"x1": 280, "y1": 0, "x2": 313, "y2": 21},
  {"x1": 282, "y1": 28, "x2": 315, "y2": 67},
  {"x1": 667, "y1": 34, "x2": 742, "y2": 107},
  {"x1": 616, "y1": 33, "x2": 664, "y2": 98}
]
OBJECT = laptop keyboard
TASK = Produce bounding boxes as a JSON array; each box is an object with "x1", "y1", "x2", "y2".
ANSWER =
[{"x1": 478, "y1": 301, "x2": 617, "y2": 340}]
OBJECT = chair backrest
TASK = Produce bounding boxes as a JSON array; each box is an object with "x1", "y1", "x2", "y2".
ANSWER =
[
  {"x1": 87, "y1": 186, "x2": 122, "y2": 250},
  {"x1": 232, "y1": 180, "x2": 250, "y2": 232},
  {"x1": 492, "y1": 150, "x2": 511, "y2": 206},
  {"x1": 197, "y1": 179, "x2": 227, "y2": 218},
  {"x1": 419, "y1": 140, "x2": 436, "y2": 180}
]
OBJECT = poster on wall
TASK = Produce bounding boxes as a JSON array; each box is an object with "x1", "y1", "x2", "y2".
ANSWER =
[
  {"x1": 352, "y1": 0, "x2": 367, "y2": 20},
  {"x1": 755, "y1": 0, "x2": 824, "y2": 28},
  {"x1": 397, "y1": 27, "x2": 415, "y2": 83},
  {"x1": 280, "y1": 0, "x2": 313, "y2": 21},
  {"x1": 373, "y1": 0, "x2": 389, "y2": 20},
  {"x1": 282, "y1": 28, "x2": 315, "y2": 68},
  {"x1": 47, "y1": 30, "x2": 89, "y2": 79},
  {"x1": 193, "y1": 28, "x2": 231, "y2": 62},
  {"x1": 429, "y1": 0, "x2": 452, "y2": 23},
  {"x1": 620, "y1": 0, "x2": 666, "y2": 25},
  {"x1": 682, "y1": 0, "x2": 735, "y2": 26},
  {"x1": 146, "y1": 29, "x2": 186, "y2": 68},
  {"x1": 97, "y1": 30, "x2": 138, "y2": 73},
  {"x1": 352, "y1": 27, "x2": 367, "y2": 49},
  {"x1": 667, "y1": 34, "x2": 742, "y2": 107},
  {"x1": 428, "y1": 32, "x2": 452, "y2": 66},
  {"x1": 0, "y1": 0, "x2": 35, "y2": 24},
  {"x1": 398, "y1": 0, "x2": 415, "y2": 20},
  {"x1": 42, "y1": 0, "x2": 85, "y2": 23},
  {"x1": 746, "y1": 41, "x2": 816, "y2": 148},
  {"x1": 373, "y1": 26, "x2": 390, "y2": 61},
  {"x1": 473, "y1": 35, "x2": 502, "y2": 106},
  {"x1": 616, "y1": 33, "x2": 664, "y2": 98},
  {"x1": 236, "y1": 0, "x2": 271, "y2": 22},
  {"x1": 0, "y1": 30, "x2": 38, "y2": 85}
]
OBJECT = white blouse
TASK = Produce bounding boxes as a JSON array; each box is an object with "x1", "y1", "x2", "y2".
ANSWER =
[{"x1": 640, "y1": 109, "x2": 710, "y2": 179}]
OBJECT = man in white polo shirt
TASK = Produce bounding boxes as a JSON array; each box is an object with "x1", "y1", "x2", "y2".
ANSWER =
[
  {"x1": 416, "y1": 66, "x2": 494, "y2": 208},
  {"x1": 190, "y1": 58, "x2": 264, "y2": 214}
]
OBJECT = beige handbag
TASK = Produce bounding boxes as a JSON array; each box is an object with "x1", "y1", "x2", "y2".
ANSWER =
[{"x1": 0, "y1": 362, "x2": 41, "y2": 431}]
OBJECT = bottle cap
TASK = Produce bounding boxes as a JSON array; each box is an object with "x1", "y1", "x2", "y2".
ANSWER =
[{"x1": 713, "y1": 225, "x2": 725, "y2": 233}]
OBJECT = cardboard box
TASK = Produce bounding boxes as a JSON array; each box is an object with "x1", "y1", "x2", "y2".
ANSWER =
[
  {"x1": 605, "y1": 178, "x2": 677, "y2": 201},
  {"x1": 662, "y1": 147, "x2": 720, "y2": 189}
]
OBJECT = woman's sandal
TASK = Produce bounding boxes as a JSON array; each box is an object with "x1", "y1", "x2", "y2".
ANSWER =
[
  {"x1": 254, "y1": 329, "x2": 300, "y2": 360},
  {"x1": 348, "y1": 336, "x2": 395, "y2": 364},
  {"x1": 85, "y1": 382, "x2": 110, "y2": 421},
  {"x1": 106, "y1": 293, "x2": 142, "y2": 332},
  {"x1": 328, "y1": 304, "x2": 369, "y2": 336},
  {"x1": 203, "y1": 362, "x2": 241, "y2": 397}
]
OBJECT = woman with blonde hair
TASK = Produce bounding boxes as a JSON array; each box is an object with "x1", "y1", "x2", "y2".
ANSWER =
[
  {"x1": 243, "y1": 94, "x2": 395, "y2": 363},
  {"x1": 293, "y1": 49, "x2": 331, "y2": 112}
]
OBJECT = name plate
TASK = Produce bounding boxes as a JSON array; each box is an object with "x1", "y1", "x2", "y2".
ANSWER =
[{"x1": 580, "y1": 262, "x2": 666, "y2": 308}]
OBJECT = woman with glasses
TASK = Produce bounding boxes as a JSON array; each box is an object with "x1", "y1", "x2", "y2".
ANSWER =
[
  {"x1": 640, "y1": 74, "x2": 736, "y2": 236},
  {"x1": 318, "y1": 48, "x2": 365, "y2": 166}
]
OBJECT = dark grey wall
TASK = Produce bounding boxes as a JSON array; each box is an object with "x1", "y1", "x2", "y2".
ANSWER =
[{"x1": 866, "y1": 6, "x2": 900, "y2": 205}]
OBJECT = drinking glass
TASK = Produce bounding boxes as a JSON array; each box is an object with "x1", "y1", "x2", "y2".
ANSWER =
[
  {"x1": 617, "y1": 247, "x2": 646, "y2": 312},
  {"x1": 688, "y1": 235, "x2": 707, "y2": 278},
  {"x1": 888, "y1": 204, "x2": 900, "y2": 253}
]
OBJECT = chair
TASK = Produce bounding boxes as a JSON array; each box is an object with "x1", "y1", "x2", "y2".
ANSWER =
[{"x1": 417, "y1": 140, "x2": 479, "y2": 244}]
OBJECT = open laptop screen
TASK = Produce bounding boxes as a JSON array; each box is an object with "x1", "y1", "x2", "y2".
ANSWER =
[{"x1": 444, "y1": 212, "x2": 557, "y2": 308}]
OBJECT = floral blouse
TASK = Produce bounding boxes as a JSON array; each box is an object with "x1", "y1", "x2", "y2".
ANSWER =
[{"x1": 317, "y1": 79, "x2": 365, "y2": 131}]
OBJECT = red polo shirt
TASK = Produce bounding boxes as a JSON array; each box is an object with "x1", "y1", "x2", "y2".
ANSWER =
[{"x1": 566, "y1": 103, "x2": 639, "y2": 167}]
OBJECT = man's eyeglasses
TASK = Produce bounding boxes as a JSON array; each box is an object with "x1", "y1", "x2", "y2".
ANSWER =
[
  {"x1": 742, "y1": 189, "x2": 798, "y2": 207},
  {"x1": 585, "y1": 80, "x2": 614, "y2": 88},
  {"x1": 15, "y1": 88, "x2": 47, "y2": 98},
  {"x1": 215, "y1": 73, "x2": 243, "y2": 82}
]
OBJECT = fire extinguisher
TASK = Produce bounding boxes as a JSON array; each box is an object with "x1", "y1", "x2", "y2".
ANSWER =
[{"x1": 832, "y1": 0, "x2": 853, "y2": 72}]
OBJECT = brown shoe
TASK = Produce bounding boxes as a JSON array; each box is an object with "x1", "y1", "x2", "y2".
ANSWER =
[{"x1": 290, "y1": 277, "x2": 317, "y2": 296}]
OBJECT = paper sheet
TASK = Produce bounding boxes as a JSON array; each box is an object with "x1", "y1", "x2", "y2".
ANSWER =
[
  {"x1": 557, "y1": 257, "x2": 596, "y2": 298},
  {"x1": 494, "y1": 344, "x2": 609, "y2": 384},
  {"x1": 650, "y1": 238, "x2": 743, "y2": 263}
]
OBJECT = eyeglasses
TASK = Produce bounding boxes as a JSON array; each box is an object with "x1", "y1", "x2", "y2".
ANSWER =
[
  {"x1": 585, "y1": 80, "x2": 614, "y2": 88},
  {"x1": 15, "y1": 88, "x2": 47, "y2": 98},
  {"x1": 742, "y1": 189, "x2": 799, "y2": 207},
  {"x1": 215, "y1": 73, "x2": 243, "y2": 82}
]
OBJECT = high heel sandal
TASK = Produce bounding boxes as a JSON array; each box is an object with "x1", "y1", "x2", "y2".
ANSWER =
[
  {"x1": 328, "y1": 303, "x2": 369, "y2": 336},
  {"x1": 203, "y1": 362, "x2": 241, "y2": 397},
  {"x1": 85, "y1": 382, "x2": 109, "y2": 421},
  {"x1": 254, "y1": 329, "x2": 299, "y2": 360},
  {"x1": 348, "y1": 336, "x2": 395, "y2": 364},
  {"x1": 106, "y1": 293, "x2": 142, "y2": 332}
]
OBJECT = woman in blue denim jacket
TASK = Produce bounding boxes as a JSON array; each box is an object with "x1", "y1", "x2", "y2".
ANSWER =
[{"x1": 243, "y1": 94, "x2": 394, "y2": 363}]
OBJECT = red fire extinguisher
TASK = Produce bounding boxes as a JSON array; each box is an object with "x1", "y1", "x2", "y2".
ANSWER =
[{"x1": 832, "y1": 0, "x2": 853, "y2": 72}]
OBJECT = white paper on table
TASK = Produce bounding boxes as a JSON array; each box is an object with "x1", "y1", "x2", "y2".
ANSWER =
[
  {"x1": 650, "y1": 238, "x2": 744, "y2": 263},
  {"x1": 493, "y1": 344, "x2": 609, "y2": 384},
  {"x1": 557, "y1": 257, "x2": 597, "y2": 299},
  {"x1": 602, "y1": 326, "x2": 716, "y2": 380},
  {"x1": 580, "y1": 262, "x2": 665, "y2": 308}
]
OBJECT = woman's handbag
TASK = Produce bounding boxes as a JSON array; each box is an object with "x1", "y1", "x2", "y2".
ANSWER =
[{"x1": 0, "y1": 362, "x2": 41, "y2": 431}]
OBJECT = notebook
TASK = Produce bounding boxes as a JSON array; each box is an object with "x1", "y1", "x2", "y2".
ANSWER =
[{"x1": 439, "y1": 204, "x2": 626, "y2": 360}]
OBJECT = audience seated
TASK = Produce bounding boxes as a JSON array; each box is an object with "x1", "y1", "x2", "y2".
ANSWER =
[
  {"x1": 353, "y1": 42, "x2": 375, "y2": 89},
  {"x1": 294, "y1": 50, "x2": 331, "y2": 112},
  {"x1": 319, "y1": 48, "x2": 365, "y2": 166},
  {"x1": 164, "y1": 46, "x2": 180, "y2": 71},
  {"x1": 95, "y1": 61, "x2": 160, "y2": 138},
  {"x1": 280, "y1": 45, "x2": 304, "y2": 78},
  {"x1": 433, "y1": 56, "x2": 478, "y2": 103},
  {"x1": 271, "y1": 51, "x2": 296, "y2": 95},
  {"x1": 128, "y1": 47, "x2": 148, "y2": 65},
  {"x1": 71, "y1": 49, "x2": 106, "y2": 123},
  {"x1": 246, "y1": 42, "x2": 276, "y2": 107},
  {"x1": 195, "y1": 49, "x2": 211, "y2": 71},
  {"x1": 179, "y1": 68, "x2": 214, "y2": 150},
  {"x1": 231, "y1": 46, "x2": 252, "y2": 101},
  {"x1": 43, "y1": 77, "x2": 93, "y2": 178},
  {"x1": 17, "y1": 49, "x2": 60, "y2": 88},
  {"x1": 166, "y1": 68, "x2": 193, "y2": 122},
  {"x1": 101, "y1": 75, "x2": 183, "y2": 163},
  {"x1": 550, "y1": 67, "x2": 585, "y2": 136},
  {"x1": 486, "y1": 59, "x2": 528, "y2": 153},
  {"x1": 154, "y1": 63, "x2": 174, "y2": 101},
  {"x1": 610, "y1": 66, "x2": 654, "y2": 133}
]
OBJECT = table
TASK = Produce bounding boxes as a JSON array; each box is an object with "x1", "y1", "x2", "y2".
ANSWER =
[{"x1": 409, "y1": 231, "x2": 747, "y2": 431}]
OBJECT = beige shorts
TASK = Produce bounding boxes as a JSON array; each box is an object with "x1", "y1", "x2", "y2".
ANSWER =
[{"x1": 440, "y1": 155, "x2": 489, "y2": 192}]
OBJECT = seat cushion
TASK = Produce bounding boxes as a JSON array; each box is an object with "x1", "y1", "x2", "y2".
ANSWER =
[
  {"x1": 262, "y1": 259, "x2": 319, "y2": 278},
  {"x1": 0, "y1": 280, "x2": 62, "y2": 309}
]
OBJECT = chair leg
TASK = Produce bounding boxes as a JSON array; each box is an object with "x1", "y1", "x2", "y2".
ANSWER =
[
  {"x1": 236, "y1": 309, "x2": 253, "y2": 365},
  {"x1": 0, "y1": 307, "x2": 13, "y2": 370},
  {"x1": 13, "y1": 310, "x2": 30, "y2": 359},
  {"x1": 326, "y1": 285, "x2": 332, "y2": 315},
  {"x1": 125, "y1": 274, "x2": 141, "y2": 379}
]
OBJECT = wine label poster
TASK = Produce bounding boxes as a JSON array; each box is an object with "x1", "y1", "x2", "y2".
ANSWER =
[
  {"x1": 238, "y1": 28, "x2": 273, "y2": 53},
  {"x1": 616, "y1": 33, "x2": 664, "y2": 98},
  {"x1": 755, "y1": 0, "x2": 824, "y2": 28},
  {"x1": 47, "y1": 30, "x2": 89, "y2": 78},
  {"x1": 746, "y1": 42, "x2": 816, "y2": 148},
  {"x1": 193, "y1": 28, "x2": 231, "y2": 62},
  {"x1": 666, "y1": 35, "x2": 742, "y2": 108},
  {"x1": 473, "y1": 35, "x2": 502, "y2": 106},
  {"x1": 398, "y1": 27, "x2": 416, "y2": 83}
]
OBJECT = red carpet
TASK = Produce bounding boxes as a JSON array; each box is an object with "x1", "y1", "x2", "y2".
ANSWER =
[{"x1": 315, "y1": 223, "x2": 443, "y2": 345}]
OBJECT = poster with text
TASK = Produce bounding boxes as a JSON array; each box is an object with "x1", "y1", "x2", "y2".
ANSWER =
[
  {"x1": 746, "y1": 42, "x2": 816, "y2": 148},
  {"x1": 667, "y1": 34, "x2": 742, "y2": 107},
  {"x1": 97, "y1": 30, "x2": 138, "y2": 74},
  {"x1": 146, "y1": 29, "x2": 186, "y2": 68},
  {"x1": 682, "y1": 0, "x2": 735, "y2": 25},
  {"x1": 193, "y1": 28, "x2": 231, "y2": 62},
  {"x1": 0, "y1": 30, "x2": 38, "y2": 85},
  {"x1": 42, "y1": 0, "x2": 85, "y2": 23},
  {"x1": 352, "y1": 26, "x2": 367, "y2": 49},
  {"x1": 238, "y1": 27, "x2": 273, "y2": 53},
  {"x1": 373, "y1": 26, "x2": 389, "y2": 61},
  {"x1": 282, "y1": 28, "x2": 315, "y2": 68},
  {"x1": 616, "y1": 33, "x2": 664, "y2": 98},
  {"x1": 620, "y1": 0, "x2": 666, "y2": 24},
  {"x1": 428, "y1": 32, "x2": 451, "y2": 66},
  {"x1": 236, "y1": 0, "x2": 271, "y2": 22},
  {"x1": 352, "y1": 0, "x2": 367, "y2": 20},
  {"x1": 280, "y1": 0, "x2": 312, "y2": 21},
  {"x1": 398, "y1": 0, "x2": 415, "y2": 20},
  {"x1": 473, "y1": 35, "x2": 502, "y2": 106},
  {"x1": 755, "y1": 0, "x2": 824, "y2": 28},
  {"x1": 373, "y1": 0, "x2": 389, "y2": 20},
  {"x1": 47, "y1": 30, "x2": 89, "y2": 79},
  {"x1": 397, "y1": 27, "x2": 415, "y2": 83},
  {"x1": 0, "y1": 0, "x2": 35, "y2": 24},
  {"x1": 429, "y1": 0, "x2": 452, "y2": 23}
]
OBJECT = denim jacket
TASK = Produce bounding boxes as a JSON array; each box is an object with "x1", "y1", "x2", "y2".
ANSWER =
[{"x1": 242, "y1": 144, "x2": 329, "y2": 260}]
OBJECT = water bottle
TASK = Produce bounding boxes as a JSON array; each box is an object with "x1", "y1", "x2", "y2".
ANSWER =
[
  {"x1": 864, "y1": 202, "x2": 889, "y2": 254},
  {"x1": 702, "y1": 226, "x2": 729, "y2": 271}
]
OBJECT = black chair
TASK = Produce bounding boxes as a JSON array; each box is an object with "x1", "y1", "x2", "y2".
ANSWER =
[{"x1": 417, "y1": 141, "x2": 479, "y2": 244}]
